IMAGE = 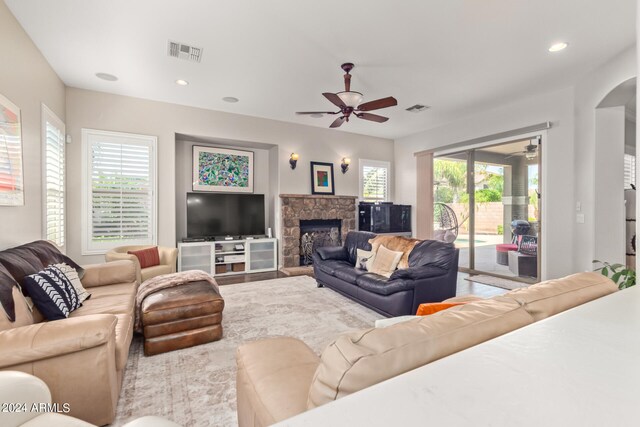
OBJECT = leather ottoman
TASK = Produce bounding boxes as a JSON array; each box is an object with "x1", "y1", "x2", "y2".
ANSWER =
[{"x1": 141, "y1": 280, "x2": 224, "y2": 356}]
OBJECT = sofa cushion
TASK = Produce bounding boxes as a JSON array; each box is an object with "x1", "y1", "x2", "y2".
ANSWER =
[
  {"x1": 316, "y1": 246, "x2": 349, "y2": 261},
  {"x1": 503, "y1": 271, "x2": 617, "y2": 321},
  {"x1": 237, "y1": 337, "x2": 320, "y2": 427},
  {"x1": 307, "y1": 296, "x2": 534, "y2": 409},
  {"x1": 21, "y1": 265, "x2": 81, "y2": 320},
  {"x1": 356, "y1": 273, "x2": 414, "y2": 296},
  {"x1": 315, "y1": 260, "x2": 353, "y2": 276},
  {"x1": 407, "y1": 239, "x2": 456, "y2": 269},
  {"x1": 369, "y1": 245, "x2": 403, "y2": 277},
  {"x1": 69, "y1": 288, "x2": 135, "y2": 317},
  {"x1": 344, "y1": 231, "x2": 376, "y2": 265},
  {"x1": 333, "y1": 267, "x2": 368, "y2": 284}
]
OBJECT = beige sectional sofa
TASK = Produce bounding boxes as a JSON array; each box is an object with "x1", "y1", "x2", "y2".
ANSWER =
[
  {"x1": 236, "y1": 272, "x2": 617, "y2": 426},
  {"x1": 0, "y1": 245, "x2": 138, "y2": 426}
]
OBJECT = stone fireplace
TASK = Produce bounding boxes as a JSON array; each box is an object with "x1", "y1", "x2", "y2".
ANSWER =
[{"x1": 280, "y1": 194, "x2": 357, "y2": 268}]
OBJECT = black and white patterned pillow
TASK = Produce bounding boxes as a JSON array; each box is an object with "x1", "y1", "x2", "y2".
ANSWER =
[{"x1": 21, "y1": 265, "x2": 80, "y2": 320}]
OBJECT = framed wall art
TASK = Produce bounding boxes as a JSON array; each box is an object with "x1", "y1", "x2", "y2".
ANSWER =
[
  {"x1": 0, "y1": 94, "x2": 24, "y2": 206},
  {"x1": 193, "y1": 146, "x2": 254, "y2": 193},
  {"x1": 310, "y1": 161, "x2": 335, "y2": 195}
]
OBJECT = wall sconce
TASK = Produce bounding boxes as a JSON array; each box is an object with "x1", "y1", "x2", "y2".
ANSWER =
[
  {"x1": 289, "y1": 153, "x2": 299, "y2": 169},
  {"x1": 341, "y1": 157, "x2": 351, "y2": 174}
]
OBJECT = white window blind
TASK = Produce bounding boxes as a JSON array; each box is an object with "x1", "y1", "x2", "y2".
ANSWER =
[
  {"x1": 360, "y1": 159, "x2": 390, "y2": 202},
  {"x1": 624, "y1": 153, "x2": 636, "y2": 189},
  {"x1": 82, "y1": 129, "x2": 157, "y2": 254},
  {"x1": 42, "y1": 105, "x2": 65, "y2": 247}
]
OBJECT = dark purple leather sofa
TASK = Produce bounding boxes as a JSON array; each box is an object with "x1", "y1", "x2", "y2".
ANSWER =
[{"x1": 312, "y1": 231, "x2": 459, "y2": 317}]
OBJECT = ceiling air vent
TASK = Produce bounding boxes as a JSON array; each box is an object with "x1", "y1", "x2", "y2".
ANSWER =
[
  {"x1": 167, "y1": 40, "x2": 203, "y2": 63},
  {"x1": 406, "y1": 104, "x2": 430, "y2": 113}
]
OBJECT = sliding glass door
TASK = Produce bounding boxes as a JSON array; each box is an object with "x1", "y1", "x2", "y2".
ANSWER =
[
  {"x1": 433, "y1": 153, "x2": 469, "y2": 269},
  {"x1": 433, "y1": 138, "x2": 541, "y2": 282}
]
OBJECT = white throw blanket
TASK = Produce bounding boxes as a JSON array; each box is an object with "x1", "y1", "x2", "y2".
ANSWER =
[{"x1": 135, "y1": 270, "x2": 219, "y2": 333}]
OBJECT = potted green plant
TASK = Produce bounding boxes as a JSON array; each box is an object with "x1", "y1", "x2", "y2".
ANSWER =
[{"x1": 593, "y1": 260, "x2": 636, "y2": 289}]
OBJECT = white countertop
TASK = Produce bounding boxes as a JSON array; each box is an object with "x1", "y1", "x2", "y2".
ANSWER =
[{"x1": 279, "y1": 285, "x2": 640, "y2": 427}]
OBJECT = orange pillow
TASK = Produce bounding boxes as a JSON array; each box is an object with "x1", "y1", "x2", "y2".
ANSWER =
[
  {"x1": 127, "y1": 247, "x2": 160, "y2": 269},
  {"x1": 416, "y1": 302, "x2": 468, "y2": 316}
]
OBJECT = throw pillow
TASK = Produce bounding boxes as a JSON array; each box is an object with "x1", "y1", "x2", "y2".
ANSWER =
[
  {"x1": 127, "y1": 246, "x2": 160, "y2": 269},
  {"x1": 53, "y1": 263, "x2": 91, "y2": 304},
  {"x1": 21, "y1": 265, "x2": 80, "y2": 320},
  {"x1": 416, "y1": 302, "x2": 468, "y2": 316},
  {"x1": 370, "y1": 245, "x2": 403, "y2": 278},
  {"x1": 356, "y1": 249, "x2": 376, "y2": 271}
]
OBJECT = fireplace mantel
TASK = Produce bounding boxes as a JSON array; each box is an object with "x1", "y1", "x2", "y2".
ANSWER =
[
  {"x1": 279, "y1": 194, "x2": 358, "y2": 200},
  {"x1": 280, "y1": 194, "x2": 358, "y2": 267}
]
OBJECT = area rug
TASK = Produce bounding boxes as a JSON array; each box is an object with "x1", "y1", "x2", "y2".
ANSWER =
[
  {"x1": 465, "y1": 274, "x2": 530, "y2": 290},
  {"x1": 111, "y1": 275, "x2": 382, "y2": 426}
]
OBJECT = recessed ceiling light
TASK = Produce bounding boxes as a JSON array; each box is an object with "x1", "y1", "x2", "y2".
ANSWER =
[
  {"x1": 95, "y1": 72, "x2": 118, "y2": 81},
  {"x1": 310, "y1": 113, "x2": 323, "y2": 118},
  {"x1": 548, "y1": 42, "x2": 568, "y2": 52},
  {"x1": 222, "y1": 97, "x2": 239, "y2": 103},
  {"x1": 175, "y1": 79, "x2": 189, "y2": 86}
]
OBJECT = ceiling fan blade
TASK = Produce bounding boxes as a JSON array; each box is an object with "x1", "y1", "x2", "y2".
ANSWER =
[
  {"x1": 357, "y1": 112, "x2": 389, "y2": 123},
  {"x1": 323, "y1": 92, "x2": 346, "y2": 109},
  {"x1": 357, "y1": 96, "x2": 398, "y2": 111},
  {"x1": 330, "y1": 116, "x2": 346, "y2": 128},
  {"x1": 296, "y1": 111, "x2": 339, "y2": 115}
]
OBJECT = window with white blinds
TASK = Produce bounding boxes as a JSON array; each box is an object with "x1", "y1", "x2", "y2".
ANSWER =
[
  {"x1": 360, "y1": 159, "x2": 390, "y2": 202},
  {"x1": 82, "y1": 129, "x2": 157, "y2": 254},
  {"x1": 624, "y1": 153, "x2": 636, "y2": 189},
  {"x1": 42, "y1": 105, "x2": 65, "y2": 247}
]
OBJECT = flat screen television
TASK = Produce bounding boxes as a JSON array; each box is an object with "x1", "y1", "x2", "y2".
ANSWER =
[{"x1": 187, "y1": 193, "x2": 265, "y2": 238}]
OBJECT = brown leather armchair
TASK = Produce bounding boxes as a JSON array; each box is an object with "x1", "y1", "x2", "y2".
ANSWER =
[{"x1": 105, "y1": 245, "x2": 178, "y2": 283}]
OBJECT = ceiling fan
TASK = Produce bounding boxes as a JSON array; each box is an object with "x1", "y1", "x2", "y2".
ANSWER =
[
  {"x1": 296, "y1": 62, "x2": 398, "y2": 128},
  {"x1": 505, "y1": 141, "x2": 538, "y2": 160}
]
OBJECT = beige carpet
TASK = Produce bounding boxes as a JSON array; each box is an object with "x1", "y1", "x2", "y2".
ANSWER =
[
  {"x1": 465, "y1": 274, "x2": 530, "y2": 290},
  {"x1": 111, "y1": 275, "x2": 383, "y2": 426}
]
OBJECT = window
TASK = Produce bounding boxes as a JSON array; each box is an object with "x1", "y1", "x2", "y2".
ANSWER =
[
  {"x1": 42, "y1": 104, "x2": 65, "y2": 247},
  {"x1": 624, "y1": 153, "x2": 636, "y2": 189},
  {"x1": 82, "y1": 129, "x2": 157, "y2": 254},
  {"x1": 360, "y1": 159, "x2": 390, "y2": 202}
]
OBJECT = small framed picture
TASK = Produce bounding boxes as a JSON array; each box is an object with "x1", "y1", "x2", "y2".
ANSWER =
[
  {"x1": 193, "y1": 146, "x2": 254, "y2": 193},
  {"x1": 310, "y1": 161, "x2": 335, "y2": 195}
]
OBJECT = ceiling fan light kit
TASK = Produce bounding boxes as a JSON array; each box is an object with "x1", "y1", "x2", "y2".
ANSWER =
[
  {"x1": 296, "y1": 62, "x2": 398, "y2": 128},
  {"x1": 336, "y1": 91, "x2": 363, "y2": 107}
]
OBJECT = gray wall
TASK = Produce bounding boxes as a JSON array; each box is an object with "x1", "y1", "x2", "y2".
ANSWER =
[
  {"x1": 175, "y1": 138, "x2": 274, "y2": 240},
  {"x1": 0, "y1": 1, "x2": 66, "y2": 250},
  {"x1": 64, "y1": 88, "x2": 394, "y2": 264}
]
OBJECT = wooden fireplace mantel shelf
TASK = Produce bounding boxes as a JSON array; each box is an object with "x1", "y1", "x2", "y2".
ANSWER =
[{"x1": 279, "y1": 194, "x2": 358, "y2": 199}]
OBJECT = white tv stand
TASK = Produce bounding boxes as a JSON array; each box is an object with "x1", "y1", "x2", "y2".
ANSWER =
[{"x1": 178, "y1": 238, "x2": 277, "y2": 276}]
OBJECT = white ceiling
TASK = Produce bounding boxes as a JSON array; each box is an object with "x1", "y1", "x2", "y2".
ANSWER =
[{"x1": 6, "y1": 0, "x2": 636, "y2": 139}]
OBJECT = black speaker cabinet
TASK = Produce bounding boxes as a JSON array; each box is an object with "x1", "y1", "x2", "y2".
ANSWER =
[{"x1": 359, "y1": 203, "x2": 411, "y2": 233}]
